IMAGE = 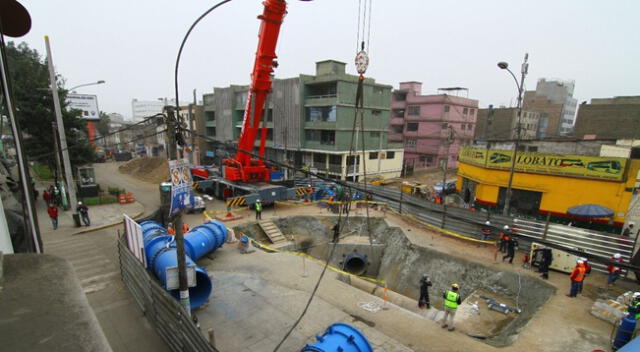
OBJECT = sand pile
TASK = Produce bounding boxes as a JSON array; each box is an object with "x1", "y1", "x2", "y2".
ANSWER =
[{"x1": 118, "y1": 157, "x2": 169, "y2": 184}]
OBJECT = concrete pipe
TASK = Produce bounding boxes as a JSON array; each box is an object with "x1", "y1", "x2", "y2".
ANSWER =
[
  {"x1": 342, "y1": 252, "x2": 367, "y2": 276},
  {"x1": 301, "y1": 323, "x2": 372, "y2": 352},
  {"x1": 139, "y1": 220, "x2": 227, "y2": 310}
]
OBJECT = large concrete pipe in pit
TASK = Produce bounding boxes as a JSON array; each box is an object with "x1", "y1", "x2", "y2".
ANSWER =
[
  {"x1": 140, "y1": 221, "x2": 227, "y2": 310},
  {"x1": 342, "y1": 252, "x2": 368, "y2": 276},
  {"x1": 301, "y1": 323, "x2": 372, "y2": 352}
]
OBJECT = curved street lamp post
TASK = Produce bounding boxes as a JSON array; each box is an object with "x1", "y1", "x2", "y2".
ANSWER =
[{"x1": 498, "y1": 53, "x2": 529, "y2": 217}]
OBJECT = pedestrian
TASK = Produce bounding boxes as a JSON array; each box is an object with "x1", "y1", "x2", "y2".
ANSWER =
[
  {"x1": 567, "y1": 259, "x2": 586, "y2": 297},
  {"x1": 255, "y1": 199, "x2": 263, "y2": 220},
  {"x1": 502, "y1": 235, "x2": 519, "y2": 264},
  {"x1": 578, "y1": 257, "x2": 591, "y2": 294},
  {"x1": 481, "y1": 221, "x2": 492, "y2": 241},
  {"x1": 167, "y1": 222, "x2": 176, "y2": 235},
  {"x1": 622, "y1": 223, "x2": 634, "y2": 237},
  {"x1": 499, "y1": 225, "x2": 510, "y2": 253},
  {"x1": 607, "y1": 253, "x2": 624, "y2": 286},
  {"x1": 43, "y1": 189, "x2": 51, "y2": 205},
  {"x1": 183, "y1": 223, "x2": 190, "y2": 234},
  {"x1": 441, "y1": 283, "x2": 462, "y2": 331},
  {"x1": 418, "y1": 274, "x2": 432, "y2": 309},
  {"x1": 47, "y1": 203, "x2": 59, "y2": 230},
  {"x1": 77, "y1": 201, "x2": 90, "y2": 226},
  {"x1": 53, "y1": 186, "x2": 61, "y2": 206}
]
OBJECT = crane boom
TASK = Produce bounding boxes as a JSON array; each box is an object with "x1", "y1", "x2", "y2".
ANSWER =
[{"x1": 223, "y1": 0, "x2": 288, "y2": 183}]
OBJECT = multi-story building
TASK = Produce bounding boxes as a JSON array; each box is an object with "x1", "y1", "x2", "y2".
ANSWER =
[
  {"x1": 388, "y1": 82, "x2": 477, "y2": 174},
  {"x1": 523, "y1": 78, "x2": 578, "y2": 137},
  {"x1": 574, "y1": 96, "x2": 640, "y2": 139},
  {"x1": 201, "y1": 60, "x2": 403, "y2": 180},
  {"x1": 475, "y1": 107, "x2": 540, "y2": 140},
  {"x1": 131, "y1": 98, "x2": 184, "y2": 122}
]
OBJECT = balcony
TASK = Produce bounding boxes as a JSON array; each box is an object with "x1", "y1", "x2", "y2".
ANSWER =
[
  {"x1": 390, "y1": 117, "x2": 405, "y2": 126},
  {"x1": 305, "y1": 95, "x2": 338, "y2": 107},
  {"x1": 388, "y1": 133, "x2": 403, "y2": 142},
  {"x1": 328, "y1": 163, "x2": 343, "y2": 173}
]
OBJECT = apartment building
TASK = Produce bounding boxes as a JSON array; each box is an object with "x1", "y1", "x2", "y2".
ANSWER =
[
  {"x1": 201, "y1": 60, "x2": 403, "y2": 180},
  {"x1": 475, "y1": 107, "x2": 540, "y2": 140},
  {"x1": 523, "y1": 78, "x2": 578, "y2": 137},
  {"x1": 388, "y1": 82, "x2": 478, "y2": 174}
]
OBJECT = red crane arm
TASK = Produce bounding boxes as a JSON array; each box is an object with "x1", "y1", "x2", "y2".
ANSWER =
[{"x1": 224, "y1": 0, "x2": 287, "y2": 183}]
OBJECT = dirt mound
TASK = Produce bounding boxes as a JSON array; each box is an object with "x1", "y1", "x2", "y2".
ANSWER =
[{"x1": 118, "y1": 157, "x2": 169, "y2": 184}]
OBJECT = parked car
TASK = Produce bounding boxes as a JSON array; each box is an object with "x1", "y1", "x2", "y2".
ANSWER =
[
  {"x1": 187, "y1": 195, "x2": 206, "y2": 214},
  {"x1": 432, "y1": 180, "x2": 456, "y2": 195}
]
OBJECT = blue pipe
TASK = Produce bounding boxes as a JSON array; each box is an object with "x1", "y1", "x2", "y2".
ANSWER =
[
  {"x1": 139, "y1": 220, "x2": 227, "y2": 310},
  {"x1": 301, "y1": 323, "x2": 372, "y2": 352},
  {"x1": 614, "y1": 315, "x2": 637, "y2": 350}
]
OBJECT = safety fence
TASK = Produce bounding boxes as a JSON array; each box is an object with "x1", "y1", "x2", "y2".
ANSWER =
[{"x1": 116, "y1": 235, "x2": 218, "y2": 352}]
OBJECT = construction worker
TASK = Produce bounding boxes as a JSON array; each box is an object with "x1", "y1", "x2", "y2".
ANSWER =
[
  {"x1": 441, "y1": 283, "x2": 462, "y2": 331},
  {"x1": 499, "y1": 225, "x2": 510, "y2": 253},
  {"x1": 629, "y1": 292, "x2": 640, "y2": 320},
  {"x1": 255, "y1": 199, "x2": 263, "y2": 220},
  {"x1": 481, "y1": 221, "x2": 492, "y2": 241},
  {"x1": 418, "y1": 274, "x2": 432, "y2": 309},
  {"x1": 567, "y1": 259, "x2": 586, "y2": 297},
  {"x1": 183, "y1": 223, "x2": 190, "y2": 234},
  {"x1": 307, "y1": 185, "x2": 313, "y2": 202},
  {"x1": 502, "y1": 235, "x2": 518, "y2": 264},
  {"x1": 167, "y1": 222, "x2": 176, "y2": 235},
  {"x1": 537, "y1": 247, "x2": 553, "y2": 280},
  {"x1": 607, "y1": 253, "x2": 624, "y2": 286}
]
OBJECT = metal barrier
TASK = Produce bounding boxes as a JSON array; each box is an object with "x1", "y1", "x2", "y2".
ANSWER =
[
  {"x1": 117, "y1": 235, "x2": 219, "y2": 352},
  {"x1": 351, "y1": 183, "x2": 636, "y2": 274}
]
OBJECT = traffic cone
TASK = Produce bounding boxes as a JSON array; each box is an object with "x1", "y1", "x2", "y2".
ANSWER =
[{"x1": 225, "y1": 205, "x2": 234, "y2": 218}]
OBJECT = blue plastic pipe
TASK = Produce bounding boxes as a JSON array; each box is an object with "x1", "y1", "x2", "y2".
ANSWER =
[
  {"x1": 613, "y1": 315, "x2": 637, "y2": 351},
  {"x1": 139, "y1": 220, "x2": 227, "y2": 310},
  {"x1": 301, "y1": 323, "x2": 372, "y2": 352}
]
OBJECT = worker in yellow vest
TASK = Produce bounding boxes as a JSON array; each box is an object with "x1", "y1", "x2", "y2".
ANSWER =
[
  {"x1": 441, "y1": 283, "x2": 462, "y2": 331},
  {"x1": 255, "y1": 199, "x2": 263, "y2": 220}
]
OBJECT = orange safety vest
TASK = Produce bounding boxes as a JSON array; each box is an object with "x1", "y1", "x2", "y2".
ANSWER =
[
  {"x1": 167, "y1": 227, "x2": 176, "y2": 235},
  {"x1": 570, "y1": 265, "x2": 586, "y2": 282},
  {"x1": 183, "y1": 223, "x2": 189, "y2": 233}
]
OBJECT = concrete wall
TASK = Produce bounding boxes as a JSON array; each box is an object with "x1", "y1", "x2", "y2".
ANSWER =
[{"x1": 488, "y1": 139, "x2": 613, "y2": 156}]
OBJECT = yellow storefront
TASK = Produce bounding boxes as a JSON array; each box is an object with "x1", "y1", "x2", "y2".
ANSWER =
[{"x1": 457, "y1": 146, "x2": 640, "y2": 229}]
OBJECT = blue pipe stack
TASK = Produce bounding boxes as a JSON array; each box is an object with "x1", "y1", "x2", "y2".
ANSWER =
[
  {"x1": 301, "y1": 323, "x2": 372, "y2": 352},
  {"x1": 140, "y1": 220, "x2": 227, "y2": 310}
]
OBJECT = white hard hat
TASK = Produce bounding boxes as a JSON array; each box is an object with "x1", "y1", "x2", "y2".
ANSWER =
[
  {"x1": 577, "y1": 260, "x2": 584, "y2": 264},
  {"x1": 580, "y1": 257, "x2": 587, "y2": 262},
  {"x1": 485, "y1": 221, "x2": 491, "y2": 225},
  {"x1": 256, "y1": 199, "x2": 261, "y2": 202},
  {"x1": 503, "y1": 225, "x2": 510, "y2": 230},
  {"x1": 634, "y1": 292, "x2": 640, "y2": 298},
  {"x1": 614, "y1": 253, "x2": 621, "y2": 259}
]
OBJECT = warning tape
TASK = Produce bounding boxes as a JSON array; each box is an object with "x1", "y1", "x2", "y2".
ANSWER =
[
  {"x1": 247, "y1": 237, "x2": 386, "y2": 286},
  {"x1": 226, "y1": 197, "x2": 247, "y2": 208},
  {"x1": 275, "y1": 200, "x2": 318, "y2": 206}
]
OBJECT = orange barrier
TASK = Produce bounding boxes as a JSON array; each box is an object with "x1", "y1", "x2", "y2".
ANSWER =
[
  {"x1": 118, "y1": 193, "x2": 126, "y2": 204},
  {"x1": 126, "y1": 192, "x2": 134, "y2": 203}
]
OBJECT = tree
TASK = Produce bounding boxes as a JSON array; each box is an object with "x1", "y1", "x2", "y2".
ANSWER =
[
  {"x1": 4, "y1": 41, "x2": 94, "y2": 171},
  {"x1": 96, "y1": 111, "x2": 111, "y2": 147}
]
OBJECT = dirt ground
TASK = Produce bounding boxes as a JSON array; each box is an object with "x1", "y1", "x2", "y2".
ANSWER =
[
  {"x1": 203, "y1": 202, "x2": 634, "y2": 352},
  {"x1": 118, "y1": 157, "x2": 169, "y2": 184}
]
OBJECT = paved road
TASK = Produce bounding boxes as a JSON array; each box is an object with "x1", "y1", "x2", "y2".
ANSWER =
[{"x1": 38, "y1": 162, "x2": 169, "y2": 352}]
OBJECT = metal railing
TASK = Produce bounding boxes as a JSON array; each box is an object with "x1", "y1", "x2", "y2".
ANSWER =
[
  {"x1": 349, "y1": 183, "x2": 636, "y2": 274},
  {"x1": 117, "y1": 236, "x2": 218, "y2": 352}
]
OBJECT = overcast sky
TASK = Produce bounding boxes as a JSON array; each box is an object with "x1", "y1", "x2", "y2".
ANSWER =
[{"x1": 13, "y1": 0, "x2": 640, "y2": 119}]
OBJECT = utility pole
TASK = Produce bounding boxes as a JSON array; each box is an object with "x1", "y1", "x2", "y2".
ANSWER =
[
  {"x1": 51, "y1": 122, "x2": 63, "y2": 186},
  {"x1": 0, "y1": 34, "x2": 42, "y2": 252},
  {"x1": 166, "y1": 105, "x2": 191, "y2": 316},
  {"x1": 45, "y1": 36, "x2": 79, "y2": 224},
  {"x1": 500, "y1": 53, "x2": 529, "y2": 217},
  {"x1": 441, "y1": 125, "x2": 454, "y2": 228},
  {"x1": 191, "y1": 89, "x2": 197, "y2": 164}
]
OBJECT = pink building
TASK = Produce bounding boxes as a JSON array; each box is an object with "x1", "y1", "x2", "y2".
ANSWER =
[{"x1": 388, "y1": 82, "x2": 478, "y2": 174}]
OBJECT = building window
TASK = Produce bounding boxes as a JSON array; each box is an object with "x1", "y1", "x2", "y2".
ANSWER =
[
  {"x1": 463, "y1": 107, "x2": 468, "y2": 115},
  {"x1": 371, "y1": 131, "x2": 380, "y2": 138},
  {"x1": 306, "y1": 106, "x2": 337, "y2": 122},
  {"x1": 372, "y1": 109, "x2": 382, "y2": 116},
  {"x1": 235, "y1": 91, "x2": 248, "y2": 107},
  {"x1": 329, "y1": 155, "x2": 341, "y2": 165},
  {"x1": 392, "y1": 125, "x2": 403, "y2": 133},
  {"x1": 307, "y1": 83, "x2": 337, "y2": 98},
  {"x1": 266, "y1": 109, "x2": 273, "y2": 122},
  {"x1": 468, "y1": 123, "x2": 473, "y2": 130},
  {"x1": 444, "y1": 105, "x2": 450, "y2": 112},
  {"x1": 405, "y1": 139, "x2": 416, "y2": 147},
  {"x1": 408, "y1": 106, "x2": 420, "y2": 116},
  {"x1": 469, "y1": 108, "x2": 475, "y2": 115},
  {"x1": 442, "y1": 123, "x2": 448, "y2": 129},
  {"x1": 205, "y1": 111, "x2": 215, "y2": 121},
  {"x1": 407, "y1": 123, "x2": 419, "y2": 132},
  {"x1": 393, "y1": 109, "x2": 405, "y2": 118},
  {"x1": 313, "y1": 153, "x2": 326, "y2": 163},
  {"x1": 394, "y1": 92, "x2": 407, "y2": 101},
  {"x1": 266, "y1": 128, "x2": 273, "y2": 141},
  {"x1": 369, "y1": 152, "x2": 378, "y2": 160},
  {"x1": 305, "y1": 130, "x2": 335, "y2": 145},
  {"x1": 206, "y1": 127, "x2": 216, "y2": 136},
  {"x1": 386, "y1": 151, "x2": 395, "y2": 159},
  {"x1": 461, "y1": 124, "x2": 466, "y2": 130},
  {"x1": 528, "y1": 146, "x2": 538, "y2": 152},
  {"x1": 373, "y1": 86, "x2": 384, "y2": 94}
]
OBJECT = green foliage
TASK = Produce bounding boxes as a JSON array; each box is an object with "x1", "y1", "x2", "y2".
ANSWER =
[
  {"x1": 97, "y1": 112, "x2": 111, "y2": 147},
  {"x1": 107, "y1": 186, "x2": 126, "y2": 195},
  {"x1": 5, "y1": 41, "x2": 95, "y2": 168},
  {"x1": 32, "y1": 162, "x2": 53, "y2": 180},
  {"x1": 81, "y1": 194, "x2": 118, "y2": 206}
]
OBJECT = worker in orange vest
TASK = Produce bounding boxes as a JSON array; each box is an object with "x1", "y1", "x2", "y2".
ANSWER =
[
  {"x1": 183, "y1": 223, "x2": 190, "y2": 234},
  {"x1": 167, "y1": 222, "x2": 176, "y2": 236},
  {"x1": 567, "y1": 259, "x2": 586, "y2": 297}
]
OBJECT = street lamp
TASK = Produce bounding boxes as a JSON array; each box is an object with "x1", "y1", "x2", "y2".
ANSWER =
[
  {"x1": 497, "y1": 53, "x2": 529, "y2": 217},
  {"x1": 68, "y1": 80, "x2": 105, "y2": 92}
]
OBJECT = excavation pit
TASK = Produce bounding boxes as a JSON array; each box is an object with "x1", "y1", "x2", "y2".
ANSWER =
[{"x1": 235, "y1": 216, "x2": 556, "y2": 347}]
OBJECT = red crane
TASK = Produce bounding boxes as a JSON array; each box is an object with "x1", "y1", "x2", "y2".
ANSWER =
[{"x1": 222, "y1": 0, "x2": 290, "y2": 183}]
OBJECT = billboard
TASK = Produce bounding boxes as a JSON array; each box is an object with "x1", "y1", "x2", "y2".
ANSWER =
[
  {"x1": 66, "y1": 93, "x2": 100, "y2": 120},
  {"x1": 458, "y1": 146, "x2": 628, "y2": 181}
]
